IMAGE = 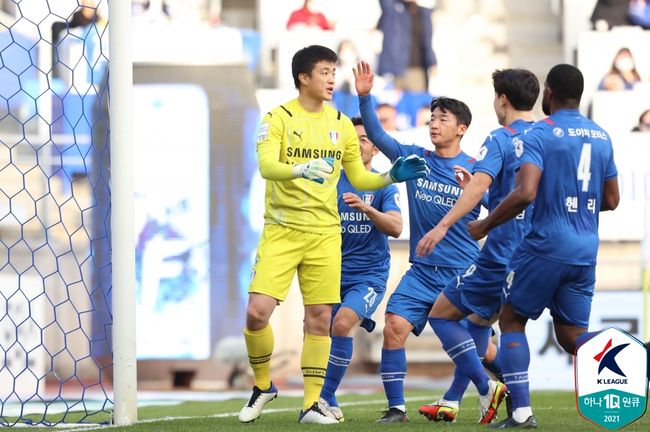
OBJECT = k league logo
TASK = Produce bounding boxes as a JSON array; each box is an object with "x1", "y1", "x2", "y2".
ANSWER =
[
  {"x1": 594, "y1": 338, "x2": 629, "y2": 378},
  {"x1": 575, "y1": 327, "x2": 648, "y2": 430}
]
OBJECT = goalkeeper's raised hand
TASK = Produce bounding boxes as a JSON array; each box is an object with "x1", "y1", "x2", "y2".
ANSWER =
[
  {"x1": 291, "y1": 157, "x2": 334, "y2": 184},
  {"x1": 382, "y1": 154, "x2": 429, "y2": 185}
]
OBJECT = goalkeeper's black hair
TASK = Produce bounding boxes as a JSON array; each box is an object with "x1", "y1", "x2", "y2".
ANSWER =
[
  {"x1": 492, "y1": 69, "x2": 540, "y2": 111},
  {"x1": 350, "y1": 116, "x2": 363, "y2": 126},
  {"x1": 292, "y1": 45, "x2": 338, "y2": 89},
  {"x1": 430, "y1": 97, "x2": 472, "y2": 127}
]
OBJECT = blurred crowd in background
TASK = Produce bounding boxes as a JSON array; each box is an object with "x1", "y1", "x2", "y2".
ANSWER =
[{"x1": 1, "y1": 0, "x2": 648, "y2": 141}]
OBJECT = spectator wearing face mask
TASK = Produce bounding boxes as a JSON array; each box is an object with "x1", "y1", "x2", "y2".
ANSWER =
[{"x1": 598, "y1": 47, "x2": 642, "y2": 90}]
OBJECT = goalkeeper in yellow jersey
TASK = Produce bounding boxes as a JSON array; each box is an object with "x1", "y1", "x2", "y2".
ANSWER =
[{"x1": 238, "y1": 45, "x2": 427, "y2": 425}]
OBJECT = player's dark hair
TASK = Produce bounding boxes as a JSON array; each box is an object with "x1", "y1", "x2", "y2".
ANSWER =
[
  {"x1": 492, "y1": 69, "x2": 540, "y2": 111},
  {"x1": 430, "y1": 97, "x2": 472, "y2": 127},
  {"x1": 546, "y1": 64, "x2": 584, "y2": 103},
  {"x1": 291, "y1": 45, "x2": 338, "y2": 89},
  {"x1": 350, "y1": 116, "x2": 363, "y2": 126}
]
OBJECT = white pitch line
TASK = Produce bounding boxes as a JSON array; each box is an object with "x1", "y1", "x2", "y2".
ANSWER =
[
  {"x1": 54, "y1": 396, "x2": 433, "y2": 431},
  {"x1": 48, "y1": 396, "x2": 580, "y2": 431}
]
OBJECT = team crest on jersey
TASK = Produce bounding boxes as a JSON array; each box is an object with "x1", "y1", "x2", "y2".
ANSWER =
[
  {"x1": 362, "y1": 193, "x2": 374, "y2": 205},
  {"x1": 553, "y1": 127, "x2": 565, "y2": 137},
  {"x1": 329, "y1": 131, "x2": 339, "y2": 145},
  {"x1": 476, "y1": 146, "x2": 488, "y2": 161},
  {"x1": 512, "y1": 137, "x2": 524, "y2": 157}
]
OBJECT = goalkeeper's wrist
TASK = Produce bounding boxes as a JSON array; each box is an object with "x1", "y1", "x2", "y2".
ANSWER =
[
  {"x1": 380, "y1": 171, "x2": 394, "y2": 186},
  {"x1": 291, "y1": 163, "x2": 305, "y2": 179}
]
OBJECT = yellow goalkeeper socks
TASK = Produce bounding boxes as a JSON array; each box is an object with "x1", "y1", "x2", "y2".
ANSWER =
[
  {"x1": 243, "y1": 325, "x2": 274, "y2": 390},
  {"x1": 301, "y1": 332, "x2": 331, "y2": 410}
]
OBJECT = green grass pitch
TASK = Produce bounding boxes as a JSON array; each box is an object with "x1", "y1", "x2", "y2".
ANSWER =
[{"x1": 61, "y1": 390, "x2": 649, "y2": 431}]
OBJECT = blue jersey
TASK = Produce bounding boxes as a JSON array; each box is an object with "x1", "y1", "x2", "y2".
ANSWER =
[
  {"x1": 339, "y1": 170, "x2": 401, "y2": 285},
  {"x1": 359, "y1": 95, "x2": 480, "y2": 268},
  {"x1": 518, "y1": 109, "x2": 617, "y2": 265},
  {"x1": 473, "y1": 119, "x2": 534, "y2": 265}
]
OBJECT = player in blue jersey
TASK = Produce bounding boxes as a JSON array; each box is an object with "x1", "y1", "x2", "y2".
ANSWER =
[
  {"x1": 414, "y1": 69, "x2": 540, "y2": 424},
  {"x1": 468, "y1": 64, "x2": 620, "y2": 429},
  {"x1": 354, "y1": 60, "x2": 505, "y2": 423},
  {"x1": 318, "y1": 117, "x2": 402, "y2": 422}
]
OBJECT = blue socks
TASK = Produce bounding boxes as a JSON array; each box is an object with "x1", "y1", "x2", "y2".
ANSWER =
[
  {"x1": 320, "y1": 335, "x2": 353, "y2": 407},
  {"x1": 467, "y1": 321, "x2": 492, "y2": 362},
  {"x1": 380, "y1": 348, "x2": 407, "y2": 408},
  {"x1": 443, "y1": 368, "x2": 470, "y2": 402},
  {"x1": 500, "y1": 332, "x2": 531, "y2": 409},
  {"x1": 429, "y1": 317, "x2": 490, "y2": 395},
  {"x1": 442, "y1": 321, "x2": 491, "y2": 401}
]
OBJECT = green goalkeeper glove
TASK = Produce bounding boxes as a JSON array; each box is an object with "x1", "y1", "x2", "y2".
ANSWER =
[
  {"x1": 381, "y1": 154, "x2": 429, "y2": 185},
  {"x1": 291, "y1": 157, "x2": 334, "y2": 184}
]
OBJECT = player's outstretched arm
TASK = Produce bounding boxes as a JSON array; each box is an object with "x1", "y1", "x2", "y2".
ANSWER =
[
  {"x1": 416, "y1": 170, "x2": 493, "y2": 256},
  {"x1": 354, "y1": 61, "x2": 403, "y2": 162},
  {"x1": 344, "y1": 154, "x2": 428, "y2": 190},
  {"x1": 468, "y1": 163, "x2": 540, "y2": 240},
  {"x1": 342, "y1": 192, "x2": 402, "y2": 238}
]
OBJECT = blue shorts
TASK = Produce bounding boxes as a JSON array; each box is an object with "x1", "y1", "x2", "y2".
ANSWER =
[
  {"x1": 444, "y1": 257, "x2": 506, "y2": 321},
  {"x1": 505, "y1": 249, "x2": 595, "y2": 328},
  {"x1": 386, "y1": 263, "x2": 463, "y2": 336},
  {"x1": 333, "y1": 279, "x2": 387, "y2": 332}
]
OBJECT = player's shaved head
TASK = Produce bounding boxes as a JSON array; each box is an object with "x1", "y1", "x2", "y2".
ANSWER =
[{"x1": 546, "y1": 64, "x2": 584, "y2": 103}]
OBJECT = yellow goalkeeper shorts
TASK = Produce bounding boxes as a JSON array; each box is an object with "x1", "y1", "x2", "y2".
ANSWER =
[{"x1": 249, "y1": 224, "x2": 341, "y2": 305}]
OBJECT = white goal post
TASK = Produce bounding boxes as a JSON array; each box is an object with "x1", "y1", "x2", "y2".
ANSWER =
[{"x1": 109, "y1": 0, "x2": 137, "y2": 426}]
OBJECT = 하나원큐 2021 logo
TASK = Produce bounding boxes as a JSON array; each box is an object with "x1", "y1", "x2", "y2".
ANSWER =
[{"x1": 575, "y1": 327, "x2": 648, "y2": 430}]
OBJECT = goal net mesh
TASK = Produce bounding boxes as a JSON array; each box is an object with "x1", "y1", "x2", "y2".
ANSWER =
[{"x1": 0, "y1": 0, "x2": 112, "y2": 426}]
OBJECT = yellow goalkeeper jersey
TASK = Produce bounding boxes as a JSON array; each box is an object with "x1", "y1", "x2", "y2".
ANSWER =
[{"x1": 256, "y1": 98, "x2": 385, "y2": 234}]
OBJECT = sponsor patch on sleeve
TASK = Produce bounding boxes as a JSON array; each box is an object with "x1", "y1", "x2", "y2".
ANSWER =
[{"x1": 256, "y1": 122, "x2": 270, "y2": 142}]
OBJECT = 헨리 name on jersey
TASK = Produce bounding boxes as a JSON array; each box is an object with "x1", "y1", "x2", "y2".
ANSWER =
[
  {"x1": 566, "y1": 128, "x2": 608, "y2": 140},
  {"x1": 565, "y1": 196, "x2": 597, "y2": 213},
  {"x1": 414, "y1": 178, "x2": 462, "y2": 208}
]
